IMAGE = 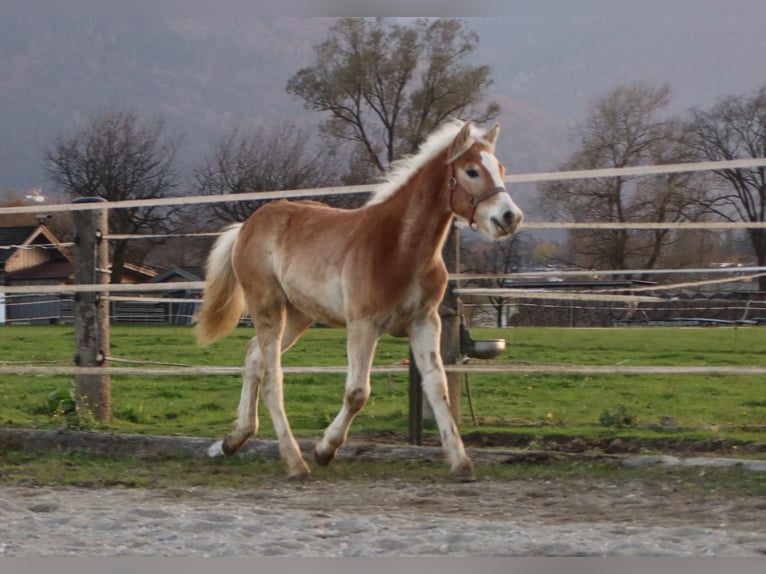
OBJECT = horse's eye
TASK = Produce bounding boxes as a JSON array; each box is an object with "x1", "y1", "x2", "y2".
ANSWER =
[{"x1": 466, "y1": 168, "x2": 480, "y2": 178}]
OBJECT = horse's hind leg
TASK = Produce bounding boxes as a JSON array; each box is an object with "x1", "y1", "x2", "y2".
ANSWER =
[
  {"x1": 258, "y1": 307, "x2": 313, "y2": 480},
  {"x1": 314, "y1": 321, "x2": 378, "y2": 466},
  {"x1": 207, "y1": 335, "x2": 262, "y2": 457},
  {"x1": 208, "y1": 306, "x2": 311, "y2": 480}
]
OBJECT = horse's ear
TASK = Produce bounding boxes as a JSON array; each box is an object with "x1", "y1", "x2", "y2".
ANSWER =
[
  {"x1": 449, "y1": 122, "x2": 474, "y2": 162},
  {"x1": 484, "y1": 124, "x2": 500, "y2": 150}
]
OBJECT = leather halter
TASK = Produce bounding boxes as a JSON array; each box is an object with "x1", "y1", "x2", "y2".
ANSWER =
[{"x1": 446, "y1": 150, "x2": 506, "y2": 230}]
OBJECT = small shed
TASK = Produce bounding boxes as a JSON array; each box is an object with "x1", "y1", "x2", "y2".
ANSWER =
[
  {"x1": 116, "y1": 266, "x2": 204, "y2": 325},
  {"x1": 153, "y1": 267, "x2": 204, "y2": 325}
]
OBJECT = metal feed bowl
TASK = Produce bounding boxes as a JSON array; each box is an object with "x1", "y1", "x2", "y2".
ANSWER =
[{"x1": 465, "y1": 338, "x2": 506, "y2": 360}]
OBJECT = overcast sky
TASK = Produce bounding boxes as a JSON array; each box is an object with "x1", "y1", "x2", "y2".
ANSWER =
[
  {"x1": 3, "y1": 1, "x2": 766, "y2": 192},
  {"x1": 6, "y1": 0, "x2": 766, "y2": 19}
]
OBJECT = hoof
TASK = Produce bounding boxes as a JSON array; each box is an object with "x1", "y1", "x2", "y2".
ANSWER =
[
  {"x1": 208, "y1": 438, "x2": 242, "y2": 458},
  {"x1": 451, "y1": 460, "x2": 476, "y2": 483},
  {"x1": 287, "y1": 469, "x2": 311, "y2": 482},
  {"x1": 313, "y1": 448, "x2": 336, "y2": 467},
  {"x1": 286, "y1": 458, "x2": 312, "y2": 482},
  {"x1": 207, "y1": 440, "x2": 225, "y2": 458}
]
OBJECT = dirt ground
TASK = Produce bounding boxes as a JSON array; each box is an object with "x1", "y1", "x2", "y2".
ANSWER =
[
  {"x1": 2, "y1": 474, "x2": 765, "y2": 557},
  {"x1": 180, "y1": 475, "x2": 766, "y2": 535},
  {"x1": 1, "y1": 428, "x2": 765, "y2": 555}
]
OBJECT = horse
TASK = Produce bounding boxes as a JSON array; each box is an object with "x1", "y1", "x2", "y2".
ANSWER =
[{"x1": 194, "y1": 119, "x2": 523, "y2": 481}]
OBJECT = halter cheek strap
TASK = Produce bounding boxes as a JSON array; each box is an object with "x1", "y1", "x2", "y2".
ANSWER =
[{"x1": 446, "y1": 161, "x2": 506, "y2": 230}]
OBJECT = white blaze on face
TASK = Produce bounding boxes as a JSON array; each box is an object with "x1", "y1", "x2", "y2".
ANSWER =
[
  {"x1": 479, "y1": 151, "x2": 505, "y2": 188},
  {"x1": 475, "y1": 150, "x2": 524, "y2": 239}
]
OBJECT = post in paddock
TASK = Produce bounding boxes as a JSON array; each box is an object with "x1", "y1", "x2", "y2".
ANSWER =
[{"x1": 193, "y1": 119, "x2": 523, "y2": 481}]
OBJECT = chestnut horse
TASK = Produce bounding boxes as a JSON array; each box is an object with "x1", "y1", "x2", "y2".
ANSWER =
[{"x1": 194, "y1": 120, "x2": 523, "y2": 481}]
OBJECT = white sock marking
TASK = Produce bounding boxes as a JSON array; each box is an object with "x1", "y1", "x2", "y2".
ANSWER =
[{"x1": 207, "y1": 440, "x2": 225, "y2": 458}]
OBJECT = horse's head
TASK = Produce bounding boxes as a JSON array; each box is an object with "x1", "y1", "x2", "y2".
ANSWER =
[{"x1": 446, "y1": 122, "x2": 523, "y2": 240}]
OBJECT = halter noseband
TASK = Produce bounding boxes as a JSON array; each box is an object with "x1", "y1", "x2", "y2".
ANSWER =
[{"x1": 446, "y1": 150, "x2": 506, "y2": 230}]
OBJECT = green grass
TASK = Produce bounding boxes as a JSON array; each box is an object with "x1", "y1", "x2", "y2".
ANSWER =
[
  {"x1": 1, "y1": 325, "x2": 765, "y2": 449},
  {"x1": 1, "y1": 450, "x2": 764, "y2": 501},
  {"x1": 0, "y1": 450, "x2": 764, "y2": 498}
]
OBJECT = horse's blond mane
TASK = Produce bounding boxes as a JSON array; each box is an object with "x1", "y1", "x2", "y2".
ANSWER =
[{"x1": 367, "y1": 120, "x2": 488, "y2": 205}]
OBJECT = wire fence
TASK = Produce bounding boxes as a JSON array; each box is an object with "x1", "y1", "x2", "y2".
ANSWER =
[{"x1": 2, "y1": 156, "x2": 766, "y2": 377}]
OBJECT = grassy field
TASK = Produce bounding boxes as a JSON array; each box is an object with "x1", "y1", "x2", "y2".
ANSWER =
[
  {"x1": 2, "y1": 449, "x2": 765, "y2": 497},
  {"x1": 1, "y1": 324, "x2": 765, "y2": 449}
]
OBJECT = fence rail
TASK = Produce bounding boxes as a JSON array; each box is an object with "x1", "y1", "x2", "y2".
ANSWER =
[
  {"x1": 2, "y1": 363, "x2": 765, "y2": 377},
  {"x1": 2, "y1": 156, "x2": 766, "y2": 217}
]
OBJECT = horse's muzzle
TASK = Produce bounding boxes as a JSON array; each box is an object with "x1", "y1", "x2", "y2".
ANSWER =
[{"x1": 492, "y1": 207, "x2": 523, "y2": 237}]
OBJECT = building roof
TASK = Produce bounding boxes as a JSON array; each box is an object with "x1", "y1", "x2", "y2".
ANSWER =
[
  {"x1": 0, "y1": 226, "x2": 38, "y2": 268},
  {"x1": 150, "y1": 266, "x2": 204, "y2": 283},
  {"x1": 1, "y1": 224, "x2": 154, "y2": 284}
]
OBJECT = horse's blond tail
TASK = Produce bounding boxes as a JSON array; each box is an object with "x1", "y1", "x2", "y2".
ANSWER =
[{"x1": 193, "y1": 223, "x2": 245, "y2": 346}]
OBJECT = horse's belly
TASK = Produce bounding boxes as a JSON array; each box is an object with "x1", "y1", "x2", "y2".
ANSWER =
[{"x1": 283, "y1": 279, "x2": 347, "y2": 327}]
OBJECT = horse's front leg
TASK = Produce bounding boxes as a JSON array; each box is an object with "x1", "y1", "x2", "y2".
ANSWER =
[
  {"x1": 314, "y1": 322, "x2": 379, "y2": 467},
  {"x1": 409, "y1": 311, "x2": 475, "y2": 482}
]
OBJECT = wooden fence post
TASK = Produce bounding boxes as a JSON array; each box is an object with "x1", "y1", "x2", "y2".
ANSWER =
[
  {"x1": 407, "y1": 346, "x2": 422, "y2": 445},
  {"x1": 72, "y1": 197, "x2": 111, "y2": 422},
  {"x1": 440, "y1": 223, "x2": 462, "y2": 422},
  {"x1": 408, "y1": 223, "x2": 462, "y2": 444}
]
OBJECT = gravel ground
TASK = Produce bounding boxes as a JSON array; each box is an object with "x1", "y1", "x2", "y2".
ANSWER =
[
  {"x1": 1, "y1": 429, "x2": 764, "y2": 557},
  {"x1": 1, "y1": 476, "x2": 765, "y2": 557}
]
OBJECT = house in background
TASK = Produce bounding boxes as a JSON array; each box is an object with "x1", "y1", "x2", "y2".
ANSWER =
[
  {"x1": 0, "y1": 224, "x2": 156, "y2": 324},
  {"x1": 0, "y1": 225, "x2": 72, "y2": 324}
]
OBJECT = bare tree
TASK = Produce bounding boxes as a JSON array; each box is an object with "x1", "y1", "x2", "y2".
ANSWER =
[
  {"x1": 193, "y1": 122, "x2": 349, "y2": 225},
  {"x1": 286, "y1": 17, "x2": 499, "y2": 177},
  {"x1": 686, "y1": 85, "x2": 766, "y2": 292},
  {"x1": 45, "y1": 107, "x2": 180, "y2": 282},
  {"x1": 539, "y1": 83, "x2": 707, "y2": 278}
]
